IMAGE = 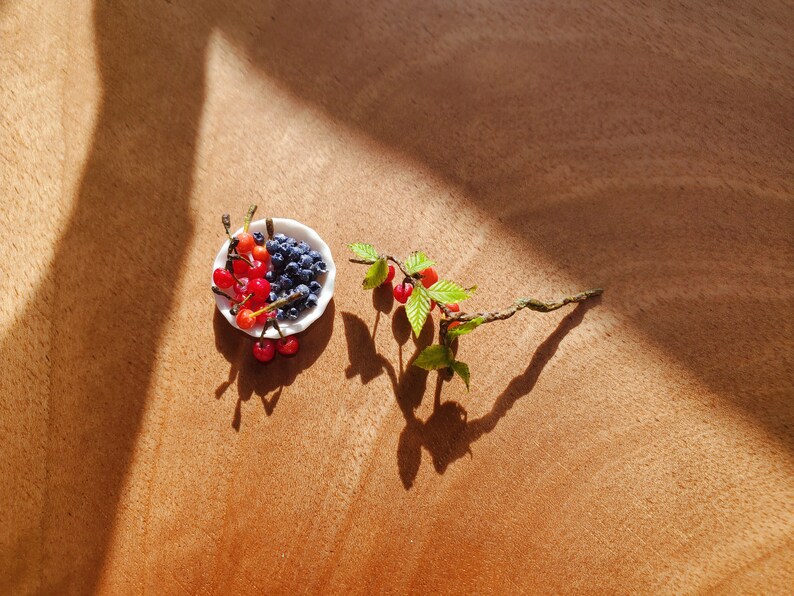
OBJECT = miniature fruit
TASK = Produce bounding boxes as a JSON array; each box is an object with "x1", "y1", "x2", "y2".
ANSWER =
[
  {"x1": 236, "y1": 233, "x2": 255, "y2": 254},
  {"x1": 248, "y1": 278, "x2": 271, "y2": 301},
  {"x1": 276, "y1": 336, "x2": 299, "y2": 356},
  {"x1": 446, "y1": 303, "x2": 460, "y2": 312},
  {"x1": 236, "y1": 308, "x2": 257, "y2": 330},
  {"x1": 213, "y1": 268, "x2": 234, "y2": 289},
  {"x1": 253, "y1": 339, "x2": 276, "y2": 362},
  {"x1": 393, "y1": 283, "x2": 413, "y2": 304},
  {"x1": 252, "y1": 245, "x2": 269, "y2": 262},
  {"x1": 380, "y1": 265, "x2": 395, "y2": 287},
  {"x1": 419, "y1": 267, "x2": 438, "y2": 288}
]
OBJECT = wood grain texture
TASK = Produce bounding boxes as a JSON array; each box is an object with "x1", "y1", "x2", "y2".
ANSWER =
[{"x1": 1, "y1": 0, "x2": 792, "y2": 593}]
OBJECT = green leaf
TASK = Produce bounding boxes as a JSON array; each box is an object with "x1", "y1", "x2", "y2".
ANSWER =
[
  {"x1": 447, "y1": 317, "x2": 485, "y2": 339},
  {"x1": 450, "y1": 360, "x2": 471, "y2": 390},
  {"x1": 426, "y1": 280, "x2": 474, "y2": 304},
  {"x1": 362, "y1": 258, "x2": 389, "y2": 289},
  {"x1": 404, "y1": 251, "x2": 435, "y2": 275},
  {"x1": 348, "y1": 243, "x2": 380, "y2": 263},
  {"x1": 405, "y1": 284, "x2": 431, "y2": 336},
  {"x1": 413, "y1": 345, "x2": 454, "y2": 370}
]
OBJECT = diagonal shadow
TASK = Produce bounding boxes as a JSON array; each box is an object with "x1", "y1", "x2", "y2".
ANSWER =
[{"x1": 343, "y1": 300, "x2": 595, "y2": 489}]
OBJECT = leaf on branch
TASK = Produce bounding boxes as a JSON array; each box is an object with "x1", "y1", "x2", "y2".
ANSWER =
[
  {"x1": 362, "y1": 258, "x2": 389, "y2": 289},
  {"x1": 447, "y1": 317, "x2": 485, "y2": 339},
  {"x1": 404, "y1": 251, "x2": 435, "y2": 275},
  {"x1": 348, "y1": 243, "x2": 380, "y2": 263},
  {"x1": 413, "y1": 345, "x2": 454, "y2": 370},
  {"x1": 405, "y1": 284, "x2": 431, "y2": 336},
  {"x1": 426, "y1": 280, "x2": 474, "y2": 303},
  {"x1": 450, "y1": 360, "x2": 471, "y2": 390}
]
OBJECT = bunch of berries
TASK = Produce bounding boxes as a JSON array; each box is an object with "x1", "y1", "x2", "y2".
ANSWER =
[
  {"x1": 211, "y1": 208, "x2": 327, "y2": 362},
  {"x1": 379, "y1": 265, "x2": 459, "y2": 315}
]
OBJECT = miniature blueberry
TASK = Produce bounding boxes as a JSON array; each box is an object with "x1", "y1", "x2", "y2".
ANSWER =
[
  {"x1": 264, "y1": 270, "x2": 276, "y2": 282},
  {"x1": 294, "y1": 284, "x2": 310, "y2": 297},
  {"x1": 312, "y1": 261, "x2": 328, "y2": 275},
  {"x1": 275, "y1": 308, "x2": 286, "y2": 320},
  {"x1": 309, "y1": 281, "x2": 321, "y2": 294},
  {"x1": 288, "y1": 246, "x2": 302, "y2": 261},
  {"x1": 270, "y1": 253, "x2": 285, "y2": 269},
  {"x1": 305, "y1": 294, "x2": 319, "y2": 308},
  {"x1": 298, "y1": 268, "x2": 313, "y2": 282},
  {"x1": 266, "y1": 240, "x2": 280, "y2": 255},
  {"x1": 270, "y1": 282, "x2": 281, "y2": 294},
  {"x1": 279, "y1": 275, "x2": 293, "y2": 290},
  {"x1": 308, "y1": 250, "x2": 322, "y2": 262},
  {"x1": 287, "y1": 307, "x2": 300, "y2": 320},
  {"x1": 274, "y1": 233, "x2": 287, "y2": 243},
  {"x1": 298, "y1": 241, "x2": 311, "y2": 253},
  {"x1": 285, "y1": 261, "x2": 300, "y2": 275},
  {"x1": 268, "y1": 291, "x2": 278, "y2": 303},
  {"x1": 252, "y1": 232, "x2": 266, "y2": 245}
]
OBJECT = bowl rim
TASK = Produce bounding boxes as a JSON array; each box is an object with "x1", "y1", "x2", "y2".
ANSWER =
[{"x1": 212, "y1": 217, "x2": 336, "y2": 338}]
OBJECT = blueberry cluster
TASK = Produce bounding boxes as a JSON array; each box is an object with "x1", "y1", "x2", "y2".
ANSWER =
[{"x1": 264, "y1": 233, "x2": 328, "y2": 321}]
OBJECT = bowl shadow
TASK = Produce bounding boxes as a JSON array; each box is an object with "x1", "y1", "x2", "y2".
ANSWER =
[{"x1": 214, "y1": 299, "x2": 335, "y2": 429}]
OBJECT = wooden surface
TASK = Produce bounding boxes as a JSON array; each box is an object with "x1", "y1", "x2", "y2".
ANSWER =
[{"x1": 1, "y1": 0, "x2": 793, "y2": 593}]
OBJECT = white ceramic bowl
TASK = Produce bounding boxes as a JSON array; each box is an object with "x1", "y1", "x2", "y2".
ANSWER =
[{"x1": 212, "y1": 218, "x2": 336, "y2": 338}]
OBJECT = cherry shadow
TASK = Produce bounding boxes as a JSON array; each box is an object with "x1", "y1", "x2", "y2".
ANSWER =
[
  {"x1": 213, "y1": 301, "x2": 335, "y2": 430},
  {"x1": 343, "y1": 299, "x2": 596, "y2": 489}
]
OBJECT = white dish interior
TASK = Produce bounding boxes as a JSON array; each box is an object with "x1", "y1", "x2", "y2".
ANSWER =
[{"x1": 212, "y1": 218, "x2": 336, "y2": 338}]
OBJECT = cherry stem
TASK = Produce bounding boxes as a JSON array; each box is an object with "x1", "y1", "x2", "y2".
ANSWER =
[
  {"x1": 351, "y1": 253, "x2": 602, "y2": 346},
  {"x1": 230, "y1": 254, "x2": 254, "y2": 267},
  {"x1": 211, "y1": 286, "x2": 234, "y2": 301},
  {"x1": 243, "y1": 204, "x2": 257, "y2": 233},
  {"x1": 266, "y1": 217, "x2": 275, "y2": 240},
  {"x1": 229, "y1": 293, "x2": 255, "y2": 315},
  {"x1": 222, "y1": 213, "x2": 233, "y2": 240},
  {"x1": 248, "y1": 291, "x2": 304, "y2": 318},
  {"x1": 272, "y1": 320, "x2": 285, "y2": 339}
]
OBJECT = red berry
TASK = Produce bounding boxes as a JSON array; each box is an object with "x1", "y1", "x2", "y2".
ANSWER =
[
  {"x1": 252, "y1": 245, "x2": 270, "y2": 263},
  {"x1": 248, "y1": 278, "x2": 271, "y2": 300},
  {"x1": 256, "y1": 309, "x2": 276, "y2": 324},
  {"x1": 253, "y1": 339, "x2": 276, "y2": 362},
  {"x1": 380, "y1": 264, "x2": 396, "y2": 287},
  {"x1": 276, "y1": 336, "x2": 299, "y2": 356},
  {"x1": 247, "y1": 259, "x2": 266, "y2": 279},
  {"x1": 236, "y1": 233, "x2": 255, "y2": 254},
  {"x1": 446, "y1": 303, "x2": 460, "y2": 312},
  {"x1": 213, "y1": 268, "x2": 234, "y2": 289},
  {"x1": 393, "y1": 283, "x2": 413, "y2": 304},
  {"x1": 232, "y1": 259, "x2": 250, "y2": 276},
  {"x1": 236, "y1": 308, "x2": 257, "y2": 330},
  {"x1": 233, "y1": 277, "x2": 249, "y2": 295},
  {"x1": 419, "y1": 267, "x2": 438, "y2": 288}
]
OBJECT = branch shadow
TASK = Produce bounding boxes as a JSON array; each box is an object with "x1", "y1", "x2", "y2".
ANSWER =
[
  {"x1": 343, "y1": 300, "x2": 596, "y2": 489},
  {"x1": 214, "y1": 301, "x2": 335, "y2": 430}
]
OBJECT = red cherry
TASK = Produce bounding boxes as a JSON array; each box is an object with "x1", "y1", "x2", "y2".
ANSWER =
[
  {"x1": 256, "y1": 309, "x2": 276, "y2": 324},
  {"x1": 213, "y1": 268, "x2": 234, "y2": 289},
  {"x1": 446, "y1": 303, "x2": 460, "y2": 312},
  {"x1": 247, "y1": 259, "x2": 266, "y2": 279},
  {"x1": 236, "y1": 308, "x2": 257, "y2": 330},
  {"x1": 236, "y1": 233, "x2": 255, "y2": 254},
  {"x1": 253, "y1": 339, "x2": 276, "y2": 362},
  {"x1": 252, "y1": 245, "x2": 270, "y2": 263},
  {"x1": 248, "y1": 278, "x2": 271, "y2": 300},
  {"x1": 419, "y1": 267, "x2": 438, "y2": 288},
  {"x1": 233, "y1": 277, "x2": 249, "y2": 295},
  {"x1": 393, "y1": 283, "x2": 413, "y2": 304},
  {"x1": 380, "y1": 264, "x2": 396, "y2": 287},
  {"x1": 232, "y1": 259, "x2": 250, "y2": 276},
  {"x1": 276, "y1": 336, "x2": 299, "y2": 356}
]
